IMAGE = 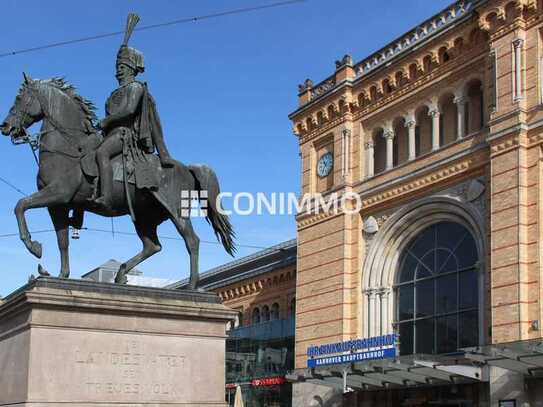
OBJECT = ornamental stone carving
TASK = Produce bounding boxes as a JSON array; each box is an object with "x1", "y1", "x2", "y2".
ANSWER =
[
  {"x1": 466, "y1": 179, "x2": 486, "y2": 202},
  {"x1": 363, "y1": 216, "x2": 379, "y2": 234}
]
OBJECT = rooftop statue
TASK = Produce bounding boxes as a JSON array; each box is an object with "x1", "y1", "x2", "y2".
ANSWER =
[{"x1": 0, "y1": 14, "x2": 235, "y2": 288}]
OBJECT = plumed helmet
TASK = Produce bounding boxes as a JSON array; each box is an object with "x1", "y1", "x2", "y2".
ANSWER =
[
  {"x1": 117, "y1": 45, "x2": 144, "y2": 74},
  {"x1": 117, "y1": 13, "x2": 144, "y2": 74}
]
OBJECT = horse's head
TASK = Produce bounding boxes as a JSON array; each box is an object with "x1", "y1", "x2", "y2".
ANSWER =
[{"x1": 1, "y1": 73, "x2": 43, "y2": 143}]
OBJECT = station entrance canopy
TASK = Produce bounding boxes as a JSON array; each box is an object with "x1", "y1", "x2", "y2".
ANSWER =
[{"x1": 287, "y1": 339, "x2": 543, "y2": 392}]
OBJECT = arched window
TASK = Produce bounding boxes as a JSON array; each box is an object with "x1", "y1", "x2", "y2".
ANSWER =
[
  {"x1": 409, "y1": 63, "x2": 419, "y2": 81},
  {"x1": 262, "y1": 305, "x2": 270, "y2": 322},
  {"x1": 423, "y1": 55, "x2": 433, "y2": 73},
  {"x1": 439, "y1": 93, "x2": 457, "y2": 146},
  {"x1": 252, "y1": 307, "x2": 261, "y2": 325},
  {"x1": 415, "y1": 106, "x2": 432, "y2": 156},
  {"x1": 393, "y1": 117, "x2": 408, "y2": 166},
  {"x1": 271, "y1": 303, "x2": 280, "y2": 320},
  {"x1": 373, "y1": 128, "x2": 386, "y2": 174},
  {"x1": 395, "y1": 221, "x2": 479, "y2": 355},
  {"x1": 290, "y1": 298, "x2": 296, "y2": 318},
  {"x1": 438, "y1": 47, "x2": 450, "y2": 64},
  {"x1": 466, "y1": 79, "x2": 484, "y2": 134}
]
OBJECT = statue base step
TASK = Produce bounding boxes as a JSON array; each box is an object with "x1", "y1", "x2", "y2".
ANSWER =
[{"x1": 0, "y1": 277, "x2": 235, "y2": 406}]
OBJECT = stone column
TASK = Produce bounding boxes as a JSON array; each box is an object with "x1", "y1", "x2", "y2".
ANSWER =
[
  {"x1": 368, "y1": 290, "x2": 376, "y2": 337},
  {"x1": 405, "y1": 118, "x2": 416, "y2": 161},
  {"x1": 454, "y1": 95, "x2": 467, "y2": 140},
  {"x1": 513, "y1": 38, "x2": 524, "y2": 101},
  {"x1": 383, "y1": 129, "x2": 395, "y2": 170},
  {"x1": 429, "y1": 108, "x2": 440, "y2": 151},
  {"x1": 365, "y1": 141, "x2": 374, "y2": 178},
  {"x1": 379, "y1": 288, "x2": 390, "y2": 336},
  {"x1": 376, "y1": 288, "x2": 386, "y2": 336}
]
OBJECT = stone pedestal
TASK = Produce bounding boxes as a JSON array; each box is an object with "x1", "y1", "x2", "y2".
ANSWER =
[
  {"x1": 0, "y1": 277, "x2": 236, "y2": 406},
  {"x1": 293, "y1": 381, "x2": 344, "y2": 407}
]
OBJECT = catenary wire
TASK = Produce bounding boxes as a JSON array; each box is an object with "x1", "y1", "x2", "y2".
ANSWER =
[
  {"x1": 0, "y1": 175, "x2": 28, "y2": 196},
  {"x1": 0, "y1": 0, "x2": 306, "y2": 59},
  {"x1": 0, "y1": 226, "x2": 270, "y2": 250}
]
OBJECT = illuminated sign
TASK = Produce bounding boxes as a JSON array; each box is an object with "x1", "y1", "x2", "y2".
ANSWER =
[
  {"x1": 251, "y1": 377, "x2": 285, "y2": 386},
  {"x1": 227, "y1": 377, "x2": 286, "y2": 388},
  {"x1": 307, "y1": 334, "x2": 397, "y2": 368}
]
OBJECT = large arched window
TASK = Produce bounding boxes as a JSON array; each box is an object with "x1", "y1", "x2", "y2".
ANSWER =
[{"x1": 395, "y1": 221, "x2": 479, "y2": 355}]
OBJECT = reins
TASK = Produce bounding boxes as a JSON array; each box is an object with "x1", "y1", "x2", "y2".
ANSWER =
[{"x1": 17, "y1": 83, "x2": 93, "y2": 162}]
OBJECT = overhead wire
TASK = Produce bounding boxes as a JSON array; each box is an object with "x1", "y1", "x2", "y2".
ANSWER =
[
  {"x1": 0, "y1": 226, "x2": 270, "y2": 250},
  {"x1": 0, "y1": 0, "x2": 306, "y2": 59}
]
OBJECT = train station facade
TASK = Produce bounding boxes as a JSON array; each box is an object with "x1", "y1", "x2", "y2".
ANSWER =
[{"x1": 287, "y1": 0, "x2": 543, "y2": 405}]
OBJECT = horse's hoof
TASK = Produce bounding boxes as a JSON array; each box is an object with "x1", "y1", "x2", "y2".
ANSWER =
[
  {"x1": 29, "y1": 241, "x2": 42, "y2": 258},
  {"x1": 115, "y1": 273, "x2": 128, "y2": 284},
  {"x1": 37, "y1": 264, "x2": 50, "y2": 276},
  {"x1": 115, "y1": 266, "x2": 128, "y2": 284}
]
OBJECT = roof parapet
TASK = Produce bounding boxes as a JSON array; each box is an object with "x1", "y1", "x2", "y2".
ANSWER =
[{"x1": 294, "y1": 0, "x2": 484, "y2": 109}]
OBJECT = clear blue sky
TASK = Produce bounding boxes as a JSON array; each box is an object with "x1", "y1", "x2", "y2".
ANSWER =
[{"x1": 0, "y1": 0, "x2": 451, "y2": 296}]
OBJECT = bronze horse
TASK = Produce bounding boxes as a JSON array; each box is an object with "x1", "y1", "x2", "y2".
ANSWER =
[{"x1": 0, "y1": 74, "x2": 235, "y2": 288}]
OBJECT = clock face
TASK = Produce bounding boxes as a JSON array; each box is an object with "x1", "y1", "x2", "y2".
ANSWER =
[{"x1": 317, "y1": 152, "x2": 333, "y2": 178}]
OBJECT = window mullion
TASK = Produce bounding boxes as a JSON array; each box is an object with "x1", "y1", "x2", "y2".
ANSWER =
[
  {"x1": 413, "y1": 280, "x2": 417, "y2": 353},
  {"x1": 457, "y1": 266, "x2": 460, "y2": 350}
]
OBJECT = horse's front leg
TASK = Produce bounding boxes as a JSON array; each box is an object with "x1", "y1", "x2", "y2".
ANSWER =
[
  {"x1": 48, "y1": 207, "x2": 70, "y2": 278},
  {"x1": 14, "y1": 185, "x2": 72, "y2": 259}
]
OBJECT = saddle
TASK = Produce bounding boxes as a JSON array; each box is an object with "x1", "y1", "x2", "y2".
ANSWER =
[{"x1": 80, "y1": 132, "x2": 161, "y2": 188}]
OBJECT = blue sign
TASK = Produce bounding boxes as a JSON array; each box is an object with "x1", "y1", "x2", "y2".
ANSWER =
[
  {"x1": 307, "y1": 348, "x2": 396, "y2": 368},
  {"x1": 306, "y1": 334, "x2": 397, "y2": 368},
  {"x1": 306, "y1": 334, "x2": 396, "y2": 358}
]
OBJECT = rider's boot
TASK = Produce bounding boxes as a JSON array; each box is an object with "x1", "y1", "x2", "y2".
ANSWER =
[{"x1": 94, "y1": 157, "x2": 113, "y2": 209}]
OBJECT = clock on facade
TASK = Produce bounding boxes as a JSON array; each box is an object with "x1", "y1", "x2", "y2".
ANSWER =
[{"x1": 317, "y1": 152, "x2": 333, "y2": 178}]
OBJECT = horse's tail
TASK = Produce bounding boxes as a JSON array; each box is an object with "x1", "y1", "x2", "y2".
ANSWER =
[{"x1": 188, "y1": 164, "x2": 236, "y2": 256}]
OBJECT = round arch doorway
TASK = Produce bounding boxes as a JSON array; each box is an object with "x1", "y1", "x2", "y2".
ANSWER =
[{"x1": 394, "y1": 221, "x2": 480, "y2": 355}]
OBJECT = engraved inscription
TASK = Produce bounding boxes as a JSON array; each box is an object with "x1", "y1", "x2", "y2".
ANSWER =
[{"x1": 74, "y1": 339, "x2": 186, "y2": 398}]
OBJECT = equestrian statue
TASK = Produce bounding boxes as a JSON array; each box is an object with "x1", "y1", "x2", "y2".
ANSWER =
[{"x1": 0, "y1": 14, "x2": 235, "y2": 288}]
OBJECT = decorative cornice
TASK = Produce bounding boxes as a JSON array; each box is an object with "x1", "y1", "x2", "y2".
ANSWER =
[
  {"x1": 296, "y1": 210, "x2": 342, "y2": 230},
  {"x1": 219, "y1": 268, "x2": 296, "y2": 302},
  {"x1": 489, "y1": 133, "x2": 521, "y2": 156},
  {"x1": 360, "y1": 150, "x2": 488, "y2": 211}
]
